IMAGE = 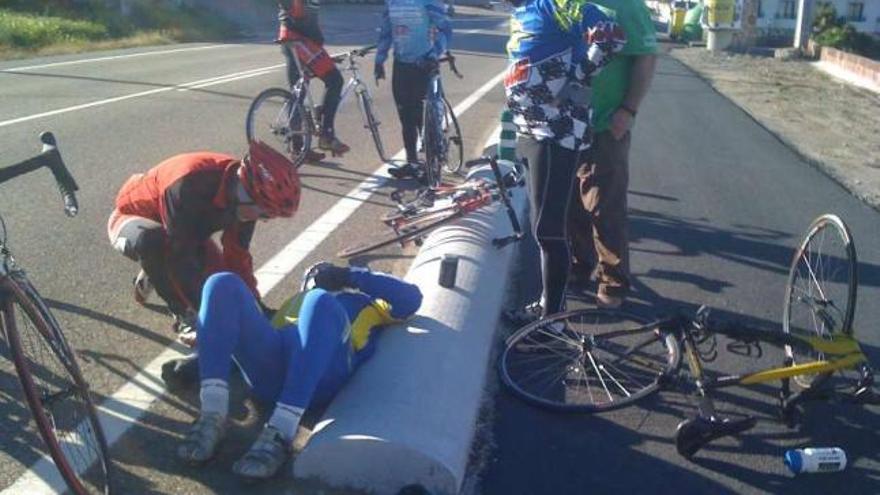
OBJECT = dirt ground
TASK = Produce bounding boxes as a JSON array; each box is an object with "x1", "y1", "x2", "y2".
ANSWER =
[{"x1": 669, "y1": 46, "x2": 880, "y2": 209}]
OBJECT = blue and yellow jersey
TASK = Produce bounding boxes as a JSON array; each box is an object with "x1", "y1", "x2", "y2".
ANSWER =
[{"x1": 270, "y1": 268, "x2": 422, "y2": 364}]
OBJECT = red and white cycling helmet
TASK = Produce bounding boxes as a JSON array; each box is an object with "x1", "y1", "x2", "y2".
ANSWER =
[{"x1": 238, "y1": 141, "x2": 301, "y2": 218}]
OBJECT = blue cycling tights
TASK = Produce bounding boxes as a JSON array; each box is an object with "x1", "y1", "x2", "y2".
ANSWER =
[{"x1": 197, "y1": 272, "x2": 353, "y2": 409}]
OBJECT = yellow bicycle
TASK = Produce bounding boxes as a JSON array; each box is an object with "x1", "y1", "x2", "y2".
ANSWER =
[{"x1": 499, "y1": 214, "x2": 877, "y2": 458}]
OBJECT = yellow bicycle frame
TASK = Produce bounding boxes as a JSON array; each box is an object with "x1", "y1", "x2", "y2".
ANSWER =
[{"x1": 739, "y1": 333, "x2": 867, "y2": 385}]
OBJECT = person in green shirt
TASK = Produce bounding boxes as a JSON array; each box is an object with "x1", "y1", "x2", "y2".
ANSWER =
[{"x1": 567, "y1": 0, "x2": 658, "y2": 307}]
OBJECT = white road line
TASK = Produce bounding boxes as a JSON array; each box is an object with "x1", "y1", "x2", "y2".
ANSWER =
[
  {"x1": 0, "y1": 64, "x2": 284, "y2": 129},
  {"x1": 458, "y1": 28, "x2": 507, "y2": 35},
  {"x1": 2, "y1": 67, "x2": 507, "y2": 495},
  {"x1": 1, "y1": 44, "x2": 228, "y2": 72},
  {"x1": 176, "y1": 68, "x2": 279, "y2": 91}
]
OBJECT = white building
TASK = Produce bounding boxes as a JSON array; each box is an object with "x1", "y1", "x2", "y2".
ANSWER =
[{"x1": 753, "y1": 0, "x2": 880, "y2": 34}]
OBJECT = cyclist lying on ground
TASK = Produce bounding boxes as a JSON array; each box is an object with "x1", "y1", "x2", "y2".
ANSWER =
[
  {"x1": 375, "y1": 0, "x2": 452, "y2": 181},
  {"x1": 504, "y1": 0, "x2": 625, "y2": 323},
  {"x1": 277, "y1": 0, "x2": 351, "y2": 158},
  {"x1": 107, "y1": 141, "x2": 300, "y2": 339},
  {"x1": 176, "y1": 263, "x2": 422, "y2": 480}
]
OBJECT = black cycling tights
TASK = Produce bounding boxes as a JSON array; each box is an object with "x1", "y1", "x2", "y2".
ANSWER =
[
  {"x1": 518, "y1": 136, "x2": 581, "y2": 316},
  {"x1": 281, "y1": 44, "x2": 343, "y2": 136},
  {"x1": 392, "y1": 60, "x2": 431, "y2": 163}
]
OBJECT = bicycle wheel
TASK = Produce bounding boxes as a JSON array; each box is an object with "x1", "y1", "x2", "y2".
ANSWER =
[
  {"x1": 422, "y1": 98, "x2": 443, "y2": 188},
  {"x1": 1, "y1": 274, "x2": 112, "y2": 494},
  {"x1": 441, "y1": 97, "x2": 464, "y2": 174},
  {"x1": 499, "y1": 308, "x2": 680, "y2": 412},
  {"x1": 357, "y1": 89, "x2": 387, "y2": 162},
  {"x1": 338, "y1": 209, "x2": 462, "y2": 258},
  {"x1": 783, "y1": 214, "x2": 857, "y2": 389},
  {"x1": 246, "y1": 87, "x2": 311, "y2": 168}
]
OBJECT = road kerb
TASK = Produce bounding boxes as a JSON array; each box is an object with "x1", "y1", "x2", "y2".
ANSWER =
[{"x1": 294, "y1": 133, "x2": 526, "y2": 494}]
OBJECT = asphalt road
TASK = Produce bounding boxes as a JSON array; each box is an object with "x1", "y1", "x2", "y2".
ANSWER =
[
  {"x1": 481, "y1": 51, "x2": 880, "y2": 495},
  {"x1": 0, "y1": 5, "x2": 510, "y2": 494},
  {"x1": 1, "y1": 4, "x2": 878, "y2": 495}
]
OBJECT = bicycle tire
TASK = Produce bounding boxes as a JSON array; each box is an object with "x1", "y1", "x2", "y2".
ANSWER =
[
  {"x1": 338, "y1": 209, "x2": 462, "y2": 258},
  {"x1": 783, "y1": 214, "x2": 857, "y2": 389},
  {"x1": 246, "y1": 87, "x2": 311, "y2": 168},
  {"x1": 422, "y1": 98, "x2": 443, "y2": 188},
  {"x1": 499, "y1": 308, "x2": 680, "y2": 412},
  {"x1": 358, "y1": 90, "x2": 387, "y2": 162},
  {"x1": 441, "y1": 96, "x2": 464, "y2": 174},
  {"x1": 1, "y1": 275, "x2": 112, "y2": 494}
]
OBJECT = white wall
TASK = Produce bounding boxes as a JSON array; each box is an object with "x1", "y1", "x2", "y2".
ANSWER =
[{"x1": 755, "y1": 0, "x2": 880, "y2": 33}]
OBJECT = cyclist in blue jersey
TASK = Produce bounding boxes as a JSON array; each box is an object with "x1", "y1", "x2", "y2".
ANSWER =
[
  {"x1": 503, "y1": 0, "x2": 625, "y2": 323},
  {"x1": 176, "y1": 263, "x2": 422, "y2": 480},
  {"x1": 375, "y1": 0, "x2": 452, "y2": 181}
]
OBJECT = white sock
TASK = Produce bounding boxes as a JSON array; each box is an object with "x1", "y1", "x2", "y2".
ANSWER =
[
  {"x1": 199, "y1": 379, "x2": 229, "y2": 418},
  {"x1": 268, "y1": 403, "x2": 305, "y2": 441}
]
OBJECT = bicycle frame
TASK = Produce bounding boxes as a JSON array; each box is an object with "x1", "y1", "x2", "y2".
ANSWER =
[
  {"x1": 0, "y1": 133, "x2": 112, "y2": 495},
  {"x1": 661, "y1": 312, "x2": 875, "y2": 422},
  {"x1": 0, "y1": 132, "x2": 80, "y2": 362},
  {"x1": 286, "y1": 42, "x2": 382, "y2": 151},
  {"x1": 425, "y1": 71, "x2": 448, "y2": 153},
  {"x1": 392, "y1": 156, "x2": 523, "y2": 246},
  {"x1": 686, "y1": 326, "x2": 868, "y2": 389}
]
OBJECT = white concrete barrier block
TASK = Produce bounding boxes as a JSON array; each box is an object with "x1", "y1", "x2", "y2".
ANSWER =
[{"x1": 295, "y1": 162, "x2": 526, "y2": 494}]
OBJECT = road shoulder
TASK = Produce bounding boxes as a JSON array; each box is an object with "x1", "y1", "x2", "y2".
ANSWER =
[{"x1": 668, "y1": 46, "x2": 880, "y2": 210}]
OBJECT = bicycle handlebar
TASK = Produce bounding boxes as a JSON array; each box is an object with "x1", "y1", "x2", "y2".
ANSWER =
[
  {"x1": 330, "y1": 44, "x2": 377, "y2": 64},
  {"x1": 465, "y1": 155, "x2": 524, "y2": 248},
  {"x1": 40, "y1": 132, "x2": 80, "y2": 217},
  {"x1": 437, "y1": 55, "x2": 463, "y2": 79},
  {"x1": 0, "y1": 132, "x2": 79, "y2": 217}
]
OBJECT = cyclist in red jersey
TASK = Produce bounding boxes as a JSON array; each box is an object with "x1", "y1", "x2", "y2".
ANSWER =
[
  {"x1": 107, "y1": 141, "x2": 300, "y2": 337},
  {"x1": 277, "y1": 0, "x2": 350, "y2": 157}
]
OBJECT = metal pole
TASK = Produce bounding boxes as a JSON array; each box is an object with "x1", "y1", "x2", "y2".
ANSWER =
[{"x1": 793, "y1": 0, "x2": 814, "y2": 49}]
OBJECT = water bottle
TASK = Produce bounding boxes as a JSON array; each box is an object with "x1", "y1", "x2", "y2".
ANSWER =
[{"x1": 784, "y1": 447, "x2": 847, "y2": 474}]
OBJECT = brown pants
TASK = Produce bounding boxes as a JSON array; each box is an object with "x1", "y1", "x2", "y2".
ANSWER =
[{"x1": 567, "y1": 130, "x2": 631, "y2": 297}]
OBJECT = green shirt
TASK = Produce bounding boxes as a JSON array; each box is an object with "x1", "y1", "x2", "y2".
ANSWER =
[{"x1": 590, "y1": 0, "x2": 658, "y2": 132}]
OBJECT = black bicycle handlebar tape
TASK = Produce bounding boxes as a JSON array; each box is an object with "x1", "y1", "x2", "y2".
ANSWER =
[
  {"x1": 40, "y1": 132, "x2": 80, "y2": 217},
  {"x1": 0, "y1": 151, "x2": 46, "y2": 184}
]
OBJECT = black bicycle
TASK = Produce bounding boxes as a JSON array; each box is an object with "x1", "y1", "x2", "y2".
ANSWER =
[
  {"x1": 422, "y1": 55, "x2": 464, "y2": 187},
  {"x1": 1, "y1": 133, "x2": 112, "y2": 494}
]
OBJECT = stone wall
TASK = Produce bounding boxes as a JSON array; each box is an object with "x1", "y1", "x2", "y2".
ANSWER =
[{"x1": 820, "y1": 45, "x2": 880, "y2": 86}]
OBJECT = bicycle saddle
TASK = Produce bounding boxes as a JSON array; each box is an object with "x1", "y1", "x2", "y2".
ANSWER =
[{"x1": 675, "y1": 415, "x2": 757, "y2": 459}]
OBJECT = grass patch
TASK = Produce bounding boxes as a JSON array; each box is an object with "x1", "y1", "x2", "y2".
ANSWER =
[
  {"x1": 0, "y1": 1, "x2": 241, "y2": 60},
  {"x1": 0, "y1": 30, "x2": 174, "y2": 60},
  {"x1": 0, "y1": 9, "x2": 108, "y2": 47}
]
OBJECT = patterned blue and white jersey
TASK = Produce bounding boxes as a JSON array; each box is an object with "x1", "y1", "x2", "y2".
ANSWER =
[
  {"x1": 376, "y1": 0, "x2": 452, "y2": 65},
  {"x1": 504, "y1": 0, "x2": 625, "y2": 151}
]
